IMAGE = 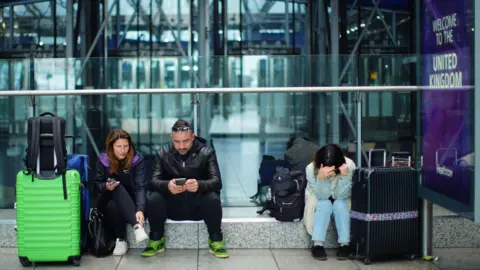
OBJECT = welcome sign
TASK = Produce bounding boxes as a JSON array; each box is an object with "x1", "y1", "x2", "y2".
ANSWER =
[{"x1": 421, "y1": 0, "x2": 473, "y2": 205}]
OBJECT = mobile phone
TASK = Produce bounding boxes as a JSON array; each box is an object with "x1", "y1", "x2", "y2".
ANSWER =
[
  {"x1": 107, "y1": 178, "x2": 119, "y2": 184},
  {"x1": 175, "y1": 178, "x2": 186, "y2": 186}
]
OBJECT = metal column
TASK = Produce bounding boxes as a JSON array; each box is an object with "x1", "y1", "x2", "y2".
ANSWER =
[
  {"x1": 198, "y1": 0, "x2": 210, "y2": 141},
  {"x1": 317, "y1": 0, "x2": 327, "y2": 146},
  {"x1": 416, "y1": 0, "x2": 434, "y2": 260},
  {"x1": 104, "y1": 0, "x2": 109, "y2": 88},
  {"x1": 284, "y1": 0, "x2": 290, "y2": 45},
  {"x1": 356, "y1": 92, "x2": 362, "y2": 167},
  {"x1": 474, "y1": 0, "x2": 480, "y2": 225},
  {"x1": 66, "y1": 0, "x2": 75, "y2": 152},
  {"x1": 330, "y1": 0, "x2": 340, "y2": 144},
  {"x1": 221, "y1": 0, "x2": 228, "y2": 118},
  {"x1": 9, "y1": 6, "x2": 13, "y2": 50}
]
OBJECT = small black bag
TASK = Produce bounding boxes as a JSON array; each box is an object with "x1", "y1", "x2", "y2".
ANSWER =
[
  {"x1": 257, "y1": 167, "x2": 307, "y2": 222},
  {"x1": 87, "y1": 208, "x2": 115, "y2": 257}
]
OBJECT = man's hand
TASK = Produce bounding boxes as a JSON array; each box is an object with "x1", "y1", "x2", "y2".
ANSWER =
[
  {"x1": 105, "y1": 181, "x2": 120, "y2": 191},
  {"x1": 168, "y1": 179, "x2": 185, "y2": 195},
  {"x1": 339, "y1": 163, "x2": 349, "y2": 176},
  {"x1": 316, "y1": 165, "x2": 336, "y2": 180},
  {"x1": 185, "y1": 179, "x2": 199, "y2": 193},
  {"x1": 136, "y1": 211, "x2": 145, "y2": 226}
]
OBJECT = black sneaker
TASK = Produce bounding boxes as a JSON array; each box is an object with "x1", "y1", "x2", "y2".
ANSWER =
[
  {"x1": 311, "y1": 246, "x2": 328, "y2": 260},
  {"x1": 336, "y1": 245, "x2": 351, "y2": 260}
]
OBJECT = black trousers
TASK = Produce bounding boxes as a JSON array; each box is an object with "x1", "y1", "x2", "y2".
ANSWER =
[
  {"x1": 147, "y1": 191, "x2": 223, "y2": 241},
  {"x1": 98, "y1": 185, "x2": 138, "y2": 240}
]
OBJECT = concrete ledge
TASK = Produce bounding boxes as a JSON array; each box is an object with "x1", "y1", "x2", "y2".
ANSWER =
[
  {"x1": 1, "y1": 208, "x2": 479, "y2": 249},
  {"x1": 126, "y1": 218, "x2": 340, "y2": 249}
]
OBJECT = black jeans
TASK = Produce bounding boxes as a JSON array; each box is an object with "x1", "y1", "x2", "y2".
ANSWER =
[
  {"x1": 147, "y1": 191, "x2": 223, "y2": 241},
  {"x1": 98, "y1": 184, "x2": 138, "y2": 240}
]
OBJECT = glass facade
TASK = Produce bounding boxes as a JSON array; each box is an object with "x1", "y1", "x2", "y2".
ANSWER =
[
  {"x1": 0, "y1": 55, "x2": 416, "y2": 208},
  {"x1": 0, "y1": 0, "x2": 476, "y2": 222}
]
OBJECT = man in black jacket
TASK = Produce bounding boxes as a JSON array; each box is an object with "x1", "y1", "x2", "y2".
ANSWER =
[{"x1": 141, "y1": 120, "x2": 228, "y2": 258}]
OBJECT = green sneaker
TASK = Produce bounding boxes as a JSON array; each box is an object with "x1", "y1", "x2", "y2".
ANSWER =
[
  {"x1": 208, "y1": 238, "x2": 229, "y2": 258},
  {"x1": 141, "y1": 237, "x2": 165, "y2": 257}
]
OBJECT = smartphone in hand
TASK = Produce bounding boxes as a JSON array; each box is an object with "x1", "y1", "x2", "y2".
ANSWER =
[
  {"x1": 107, "y1": 178, "x2": 119, "y2": 184},
  {"x1": 175, "y1": 178, "x2": 187, "y2": 186}
]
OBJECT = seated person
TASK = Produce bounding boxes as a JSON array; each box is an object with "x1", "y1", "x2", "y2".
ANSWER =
[
  {"x1": 305, "y1": 144, "x2": 355, "y2": 261},
  {"x1": 141, "y1": 120, "x2": 229, "y2": 258},
  {"x1": 94, "y1": 129, "x2": 149, "y2": 256}
]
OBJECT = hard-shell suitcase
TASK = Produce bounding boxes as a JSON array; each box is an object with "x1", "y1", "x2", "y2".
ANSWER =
[
  {"x1": 349, "y1": 149, "x2": 419, "y2": 265},
  {"x1": 16, "y1": 112, "x2": 82, "y2": 267},
  {"x1": 16, "y1": 170, "x2": 82, "y2": 266}
]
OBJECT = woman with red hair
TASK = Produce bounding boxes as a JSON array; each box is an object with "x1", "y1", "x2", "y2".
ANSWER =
[{"x1": 94, "y1": 129, "x2": 148, "y2": 256}]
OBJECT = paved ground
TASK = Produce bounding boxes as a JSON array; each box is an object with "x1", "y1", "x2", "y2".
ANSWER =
[{"x1": 1, "y1": 248, "x2": 479, "y2": 270}]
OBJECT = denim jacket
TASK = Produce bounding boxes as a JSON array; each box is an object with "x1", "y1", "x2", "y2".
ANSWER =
[{"x1": 305, "y1": 157, "x2": 356, "y2": 201}]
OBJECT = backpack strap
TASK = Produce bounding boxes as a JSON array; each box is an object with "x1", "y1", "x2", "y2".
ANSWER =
[
  {"x1": 26, "y1": 118, "x2": 41, "y2": 182},
  {"x1": 83, "y1": 155, "x2": 89, "y2": 183},
  {"x1": 52, "y1": 117, "x2": 68, "y2": 200}
]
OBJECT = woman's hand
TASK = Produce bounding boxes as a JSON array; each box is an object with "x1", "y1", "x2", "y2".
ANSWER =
[
  {"x1": 316, "y1": 165, "x2": 336, "y2": 180},
  {"x1": 105, "y1": 181, "x2": 120, "y2": 191},
  {"x1": 136, "y1": 211, "x2": 145, "y2": 226}
]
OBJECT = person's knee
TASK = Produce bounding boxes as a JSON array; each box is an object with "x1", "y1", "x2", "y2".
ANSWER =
[
  {"x1": 147, "y1": 191, "x2": 165, "y2": 207},
  {"x1": 315, "y1": 199, "x2": 333, "y2": 213},
  {"x1": 103, "y1": 200, "x2": 121, "y2": 221},
  {"x1": 105, "y1": 200, "x2": 118, "y2": 213},
  {"x1": 332, "y1": 199, "x2": 349, "y2": 213}
]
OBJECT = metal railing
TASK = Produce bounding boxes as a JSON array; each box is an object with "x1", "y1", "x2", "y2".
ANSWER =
[{"x1": 0, "y1": 85, "x2": 470, "y2": 97}]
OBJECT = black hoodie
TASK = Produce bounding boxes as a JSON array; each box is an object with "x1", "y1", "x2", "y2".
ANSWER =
[{"x1": 150, "y1": 137, "x2": 222, "y2": 194}]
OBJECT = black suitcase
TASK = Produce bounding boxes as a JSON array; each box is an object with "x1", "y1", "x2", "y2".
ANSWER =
[{"x1": 349, "y1": 149, "x2": 419, "y2": 265}]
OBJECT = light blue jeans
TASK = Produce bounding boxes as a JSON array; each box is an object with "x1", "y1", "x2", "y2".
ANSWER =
[{"x1": 311, "y1": 199, "x2": 350, "y2": 244}]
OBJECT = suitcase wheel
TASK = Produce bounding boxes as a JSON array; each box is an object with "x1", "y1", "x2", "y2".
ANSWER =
[
  {"x1": 18, "y1": 256, "x2": 32, "y2": 267},
  {"x1": 363, "y1": 257, "x2": 371, "y2": 265},
  {"x1": 68, "y1": 256, "x2": 81, "y2": 267}
]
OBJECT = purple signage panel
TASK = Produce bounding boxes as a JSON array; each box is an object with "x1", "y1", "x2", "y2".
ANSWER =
[{"x1": 421, "y1": 0, "x2": 473, "y2": 205}]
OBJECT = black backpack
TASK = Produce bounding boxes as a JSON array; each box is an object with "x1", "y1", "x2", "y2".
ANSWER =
[
  {"x1": 257, "y1": 167, "x2": 307, "y2": 222},
  {"x1": 24, "y1": 112, "x2": 69, "y2": 199}
]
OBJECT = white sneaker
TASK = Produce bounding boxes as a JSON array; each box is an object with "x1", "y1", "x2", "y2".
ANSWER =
[
  {"x1": 134, "y1": 226, "x2": 149, "y2": 243},
  {"x1": 113, "y1": 239, "x2": 128, "y2": 256}
]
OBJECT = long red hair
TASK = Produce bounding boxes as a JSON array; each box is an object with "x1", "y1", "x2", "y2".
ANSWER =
[{"x1": 105, "y1": 129, "x2": 135, "y2": 175}]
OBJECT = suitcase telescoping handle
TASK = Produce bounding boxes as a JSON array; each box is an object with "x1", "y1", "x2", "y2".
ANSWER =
[
  {"x1": 368, "y1": 148, "x2": 387, "y2": 168},
  {"x1": 39, "y1": 112, "x2": 56, "y2": 117}
]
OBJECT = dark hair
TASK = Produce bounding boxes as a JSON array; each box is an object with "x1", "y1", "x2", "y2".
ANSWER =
[
  {"x1": 105, "y1": 129, "x2": 135, "y2": 174},
  {"x1": 171, "y1": 119, "x2": 192, "y2": 132},
  {"x1": 313, "y1": 144, "x2": 346, "y2": 173}
]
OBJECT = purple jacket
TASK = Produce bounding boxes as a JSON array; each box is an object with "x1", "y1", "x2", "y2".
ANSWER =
[{"x1": 94, "y1": 152, "x2": 147, "y2": 212}]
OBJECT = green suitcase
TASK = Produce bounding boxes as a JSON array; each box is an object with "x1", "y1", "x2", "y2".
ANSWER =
[{"x1": 16, "y1": 169, "x2": 82, "y2": 267}]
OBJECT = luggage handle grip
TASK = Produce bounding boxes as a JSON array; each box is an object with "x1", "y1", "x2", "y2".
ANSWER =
[
  {"x1": 39, "y1": 112, "x2": 56, "y2": 117},
  {"x1": 368, "y1": 148, "x2": 387, "y2": 167}
]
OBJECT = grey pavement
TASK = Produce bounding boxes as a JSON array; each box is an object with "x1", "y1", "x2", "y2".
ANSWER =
[{"x1": 1, "y1": 248, "x2": 479, "y2": 270}]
